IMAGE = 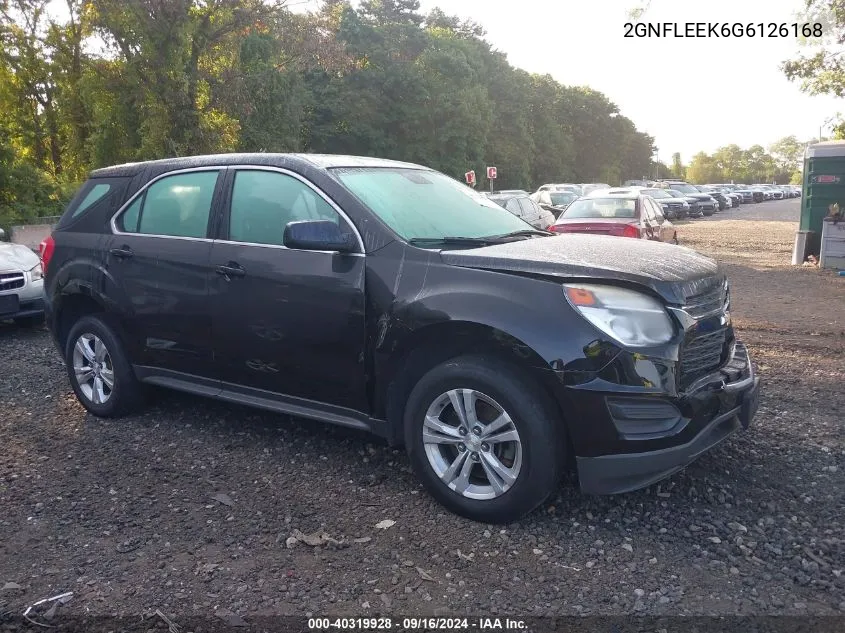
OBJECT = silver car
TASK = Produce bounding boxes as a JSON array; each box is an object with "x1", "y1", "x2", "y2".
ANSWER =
[
  {"x1": 0, "y1": 235, "x2": 46, "y2": 325},
  {"x1": 488, "y1": 193, "x2": 556, "y2": 230}
]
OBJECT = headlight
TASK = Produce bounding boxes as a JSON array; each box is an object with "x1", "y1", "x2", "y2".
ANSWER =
[
  {"x1": 682, "y1": 202, "x2": 690, "y2": 209},
  {"x1": 29, "y1": 263, "x2": 44, "y2": 281},
  {"x1": 563, "y1": 283, "x2": 675, "y2": 347}
]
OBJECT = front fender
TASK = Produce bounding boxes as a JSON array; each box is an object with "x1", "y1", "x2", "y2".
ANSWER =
[{"x1": 377, "y1": 267, "x2": 619, "y2": 375}]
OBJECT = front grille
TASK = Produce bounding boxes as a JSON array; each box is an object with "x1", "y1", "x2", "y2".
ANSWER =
[
  {"x1": 683, "y1": 284, "x2": 727, "y2": 318},
  {"x1": 0, "y1": 272, "x2": 25, "y2": 292},
  {"x1": 680, "y1": 328, "x2": 728, "y2": 380},
  {"x1": 677, "y1": 281, "x2": 732, "y2": 385}
]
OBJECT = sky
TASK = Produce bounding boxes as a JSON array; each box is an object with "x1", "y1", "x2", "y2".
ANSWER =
[{"x1": 293, "y1": 0, "x2": 844, "y2": 163}]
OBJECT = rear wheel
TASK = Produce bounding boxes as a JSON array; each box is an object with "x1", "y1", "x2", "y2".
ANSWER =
[
  {"x1": 65, "y1": 315, "x2": 143, "y2": 417},
  {"x1": 404, "y1": 355, "x2": 563, "y2": 523}
]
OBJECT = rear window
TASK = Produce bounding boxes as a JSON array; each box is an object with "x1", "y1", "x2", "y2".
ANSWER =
[
  {"x1": 72, "y1": 184, "x2": 111, "y2": 217},
  {"x1": 59, "y1": 177, "x2": 131, "y2": 227},
  {"x1": 560, "y1": 197, "x2": 637, "y2": 219},
  {"x1": 549, "y1": 192, "x2": 577, "y2": 205}
]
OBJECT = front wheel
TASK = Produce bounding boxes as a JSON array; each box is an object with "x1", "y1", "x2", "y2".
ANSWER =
[{"x1": 404, "y1": 355, "x2": 564, "y2": 523}]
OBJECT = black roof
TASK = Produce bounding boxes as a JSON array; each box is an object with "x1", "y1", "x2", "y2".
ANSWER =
[{"x1": 89, "y1": 153, "x2": 427, "y2": 178}]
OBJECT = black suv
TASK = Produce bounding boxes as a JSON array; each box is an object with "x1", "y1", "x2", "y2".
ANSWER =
[{"x1": 42, "y1": 154, "x2": 760, "y2": 523}]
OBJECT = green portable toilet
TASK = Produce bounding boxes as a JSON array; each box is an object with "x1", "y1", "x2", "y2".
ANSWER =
[{"x1": 793, "y1": 141, "x2": 845, "y2": 264}]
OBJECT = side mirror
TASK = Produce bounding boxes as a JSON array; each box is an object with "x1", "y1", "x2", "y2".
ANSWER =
[{"x1": 283, "y1": 219, "x2": 357, "y2": 253}]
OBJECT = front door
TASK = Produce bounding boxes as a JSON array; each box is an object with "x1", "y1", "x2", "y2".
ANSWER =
[
  {"x1": 209, "y1": 167, "x2": 368, "y2": 411},
  {"x1": 105, "y1": 168, "x2": 223, "y2": 376}
]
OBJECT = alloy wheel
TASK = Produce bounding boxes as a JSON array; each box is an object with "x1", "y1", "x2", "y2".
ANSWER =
[
  {"x1": 422, "y1": 388, "x2": 523, "y2": 500},
  {"x1": 72, "y1": 333, "x2": 114, "y2": 405}
]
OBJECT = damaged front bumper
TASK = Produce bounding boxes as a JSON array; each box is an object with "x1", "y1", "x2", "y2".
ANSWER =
[{"x1": 573, "y1": 341, "x2": 760, "y2": 495}]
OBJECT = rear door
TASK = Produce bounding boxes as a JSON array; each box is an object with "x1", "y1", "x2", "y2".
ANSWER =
[{"x1": 105, "y1": 168, "x2": 224, "y2": 376}]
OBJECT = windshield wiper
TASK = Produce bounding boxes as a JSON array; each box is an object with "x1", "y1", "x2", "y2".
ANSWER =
[
  {"x1": 408, "y1": 229, "x2": 552, "y2": 248},
  {"x1": 485, "y1": 229, "x2": 553, "y2": 239},
  {"x1": 408, "y1": 236, "x2": 496, "y2": 247}
]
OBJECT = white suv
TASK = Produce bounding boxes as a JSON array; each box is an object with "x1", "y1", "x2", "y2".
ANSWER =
[{"x1": 0, "y1": 237, "x2": 46, "y2": 326}]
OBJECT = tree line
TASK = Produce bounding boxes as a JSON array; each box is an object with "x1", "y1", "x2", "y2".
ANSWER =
[
  {"x1": 669, "y1": 136, "x2": 808, "y2": 185},
  {"x1": 0, "y1": 0, "x2": 657, "y2": 231}
]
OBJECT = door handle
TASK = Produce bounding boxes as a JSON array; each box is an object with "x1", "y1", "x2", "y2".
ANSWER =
[
  {"x1": 215, "y1": 263, "x2": 246, "y2": 278},
  {"x1": 109, "y1": 246, "x2": 134, "y2": 259}
]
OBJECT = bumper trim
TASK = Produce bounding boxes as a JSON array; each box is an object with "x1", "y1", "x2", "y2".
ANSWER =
[
  {"x1": 577, "y1": 408, "x2": 740, "y2": 495},
  {"x1": 577, "y1": 368, "x2": 759, "y2": 496},
  {"x1": 722, "y1": 372, "x2": 755, "y2": 393},
  {"x1": 0, "y1": 297, "x2": 45, "y2": 320}
]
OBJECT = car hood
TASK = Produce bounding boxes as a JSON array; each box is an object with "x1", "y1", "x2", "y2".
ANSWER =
[
  {"x1": 441, "y1": 234, "x2": 723, "y2": 305},
  {"x1": 0, "y1": 242, "x2": 39, "y2": 271}
]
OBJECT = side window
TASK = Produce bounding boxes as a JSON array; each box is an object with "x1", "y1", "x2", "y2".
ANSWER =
[
  {"x1": 504, "y1": 199, "x2": 522, "y2": 216},
  {"x1": 519, "y1": 198, "x2": 539, "y2": 219},
  {"x1": 119, "y1": 197, "x2": 142, "y2": 233},
  {"x1": 228, "y1": 170, "x2": 341, "y2": 246},
  {"x1": 72, "y1": 184, "x2": 112, "y2": 218},
  {"x1": 650, "y1": 199, "x2": 665, "y2": 221},
  {"x1": 117, "y1": 171, "x2": 219, "y2": 238}
]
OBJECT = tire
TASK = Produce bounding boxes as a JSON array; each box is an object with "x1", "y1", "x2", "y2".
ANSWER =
[
  {"x1": 14, "y1": 314, "x2": 45, "y2": 328},
  {"x1": 65, "y1": 314, "x2": 143, "y2": 417},
  {"x1": 404, "y1": 355, "x2": 564, "y2": 524}
]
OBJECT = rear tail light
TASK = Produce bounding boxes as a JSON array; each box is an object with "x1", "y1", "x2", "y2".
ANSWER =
[
  {"x1": 39, "y1": 235, "x2": 55, "y2": 274},
  {"x1": 622, "y1": 224, "x2": 640, "y2": 238}
]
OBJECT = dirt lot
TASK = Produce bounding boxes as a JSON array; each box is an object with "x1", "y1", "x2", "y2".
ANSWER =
[{"x1": 1, "y1": 199, "x2": 843, "y2": 625}]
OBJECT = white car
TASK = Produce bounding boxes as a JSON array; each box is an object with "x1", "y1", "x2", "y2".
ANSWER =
[
  {"x1": 584, "y1": 187, "x2": 643, "y2": 197},
  {"x1": 579, "y1": 183, "x2": 612, "y2": 196},
  {"x1": 535, "y1": 183, "x2": 583, "y2": 196},
  {"x1": 0, "y1": 236, "x2": 45, "y2": 326}
]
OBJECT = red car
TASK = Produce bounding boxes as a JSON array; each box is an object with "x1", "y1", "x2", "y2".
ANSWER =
[{"x1": 549, "y1": 192, "x2": 678, "y2": 243}]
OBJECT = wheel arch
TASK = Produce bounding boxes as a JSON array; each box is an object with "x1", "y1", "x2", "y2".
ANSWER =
[
  {"x1": 377, "y1": 320, "x2": 570, "y2": 449},
  {"x1": 54, "y1": 287, "x2": 107, "y2": 352}
]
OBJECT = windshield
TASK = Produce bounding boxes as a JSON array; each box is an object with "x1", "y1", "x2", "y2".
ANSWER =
[
  {"x1": 332, "y1": 167, "x2": 530, "y2": 240},
  {"x1": 667, "y1": 183, "x2": 699, "y2": 194},
  {"x1": 549, "y1": 192, "x2": 578, "y2": 205},
  {"x1": 640, "y1": 188, "x2": 671, "y2": 199},
  {"x1": 559, "y1": 197, "x2": 637, "y2": 219}
]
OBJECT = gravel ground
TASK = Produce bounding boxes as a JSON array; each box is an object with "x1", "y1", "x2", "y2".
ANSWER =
[{"x1": 1, "y1": 198, "x2": 843, "y2": 625}]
